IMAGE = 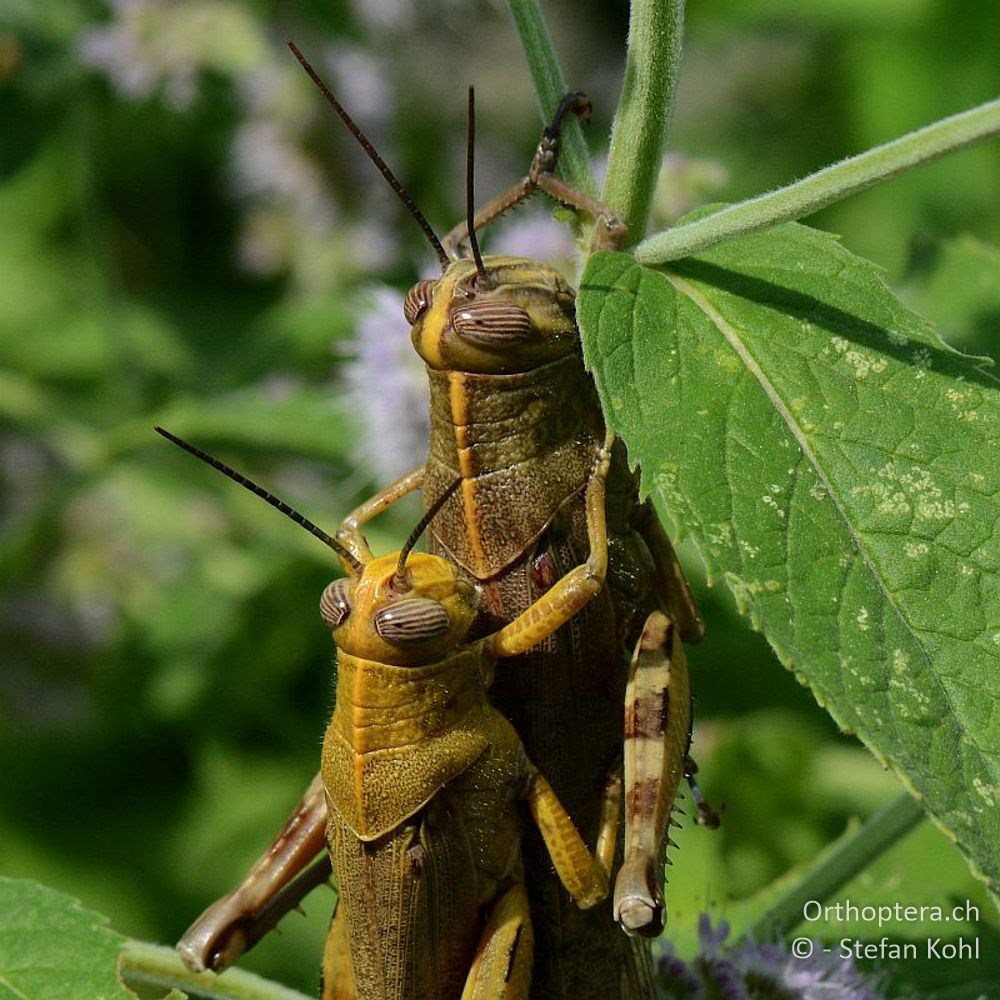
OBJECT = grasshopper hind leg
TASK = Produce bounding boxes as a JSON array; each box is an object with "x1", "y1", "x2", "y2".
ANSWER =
[
  {"x1": 176, "y1": 774, "x2": 330, "y2": 973},
  {"x1": 634, "y1": 502, "x2": 704, "y2": 645},
  {"x1": 614, "y1": 611, "x2": 692, "y2": 937},
  {"x1": 460, "y1": 883, "x2": 534, "y2": 1000}
]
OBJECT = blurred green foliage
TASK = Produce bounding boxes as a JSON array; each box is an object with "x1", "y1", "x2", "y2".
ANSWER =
[{"x1": 1, "y1": 1, "x2": 997, "y2": 995}]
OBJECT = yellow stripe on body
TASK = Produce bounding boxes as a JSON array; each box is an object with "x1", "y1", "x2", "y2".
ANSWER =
[
  {"x1": 448, "y1": 371, "x2": 489, "y2": 574},
  {"x1": 417, "y1": 268, "x2": 455, "y2": 371}
]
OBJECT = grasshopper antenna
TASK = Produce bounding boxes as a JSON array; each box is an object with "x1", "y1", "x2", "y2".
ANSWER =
[
  {"x1": 393, "y1": 479, "x2": 462, "y2": 590},
  {"x1": 155, "y1": 426, "x2": 365, "y2": 575},
  {"x1": 287, "y1": 41, "x2": 451, "y2": 271},
  {"x1": 466, "y1": 86, "x2": 488, "y2": 283}
]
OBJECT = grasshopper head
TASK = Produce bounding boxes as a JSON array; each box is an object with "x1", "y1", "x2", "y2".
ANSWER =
[
  {"x1": 320, "y1": 552, "x2": 478, "y2": 666},
  {"x1": 407, "y1": 255, "x2": 578, "y2": 374}
]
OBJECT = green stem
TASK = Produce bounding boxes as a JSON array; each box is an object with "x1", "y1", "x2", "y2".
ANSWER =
[
  {"x1": 738, "y1": 792, "x2": 925, "y2": 943},
  {"x1": 119, "y1": 941, "x2": 312, "y2": 1000},
  {"x1": 506, "y1": 0, "x2": 596, "y2": 196},
  {"x1": 636, "y1": 96, "x2": 1000, "y2": 264},
  {"x1": 602, "y1": 0, "x2": 685, "y2": 246}
]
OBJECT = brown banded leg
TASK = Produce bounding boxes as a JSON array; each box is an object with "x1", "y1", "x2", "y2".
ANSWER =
[
  {"x1": 321, "y1": 898, "x2": 357, "y2": 1000},
  {"x1": 177, "y1": 774, "x2": 329, "y2": 972},
  {"x1": 613, "y1": 612, "x2": 692, "y2": 937},
  {"x1": 488, "y1": 432, "x2": 612, "y2": 658},
  {"x1": 335, "y1": 465, "x2": 424, "y2": 565},
  {"x1": 443, "y1": 93, "x2": 626, "y2": 257},
  {"x1": 460, "y1": 883, "x2": 534, "y2": 1000}
]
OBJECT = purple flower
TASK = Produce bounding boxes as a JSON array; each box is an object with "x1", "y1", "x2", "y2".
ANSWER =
[
  {"x1": 655, "y1": 916, "x2": 886, "y2": 1000},
  {"x1": 490, "y1": 207, "x2": 578, "y2": 270},
  {"x1": 76, "y1": 0, "x2": 266, "y2": 111},
  {"x1": 340, "y1": 286, "x2": 429, "y2": 481}
]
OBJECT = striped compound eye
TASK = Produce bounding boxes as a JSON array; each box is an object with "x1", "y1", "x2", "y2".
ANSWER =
[
  {"x1": 320, "y1": 579, "x2": 353, "y2": 629},
  {"x1": 404, "y1": 280, "x2": 436, "y2": 325},
  {"x1": 452, "y1": 301, "x2": 533, "y2": 347},
  {"x1": 374, "y1": 598, "x2": 450, "y2": 645}
]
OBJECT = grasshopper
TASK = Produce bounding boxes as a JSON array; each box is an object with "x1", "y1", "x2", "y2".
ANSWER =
[
  {"x1": 176, "y1": 47, "x2": 714, "y2": 1000},
  {"x1": 158, "y1": 427, "x2": 639, "y2": 999}
]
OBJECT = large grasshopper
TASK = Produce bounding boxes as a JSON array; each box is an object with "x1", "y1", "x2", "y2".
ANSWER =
[
  {"x1": 176, "y1": 47, "x2": 713, "y2": 1000},
  {"x1": 159, "y1": 427, "x2": 683, "y2": 1000}
]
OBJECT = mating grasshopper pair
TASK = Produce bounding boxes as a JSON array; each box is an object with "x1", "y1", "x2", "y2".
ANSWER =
[{"x1": 172, "y1": 46, "x2": 714, "y2": 1000}]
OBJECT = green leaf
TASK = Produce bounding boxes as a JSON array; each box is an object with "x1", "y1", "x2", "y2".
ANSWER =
[
  {"x1": 578, "y1": 224, "x2": 1000, "y2": 894},
  {"x1": 0, "y1": 876, "x2": 137, "y2": 1000},
  {"x1": 0, "y1": 878, "x2": 314, "y2": 999}
]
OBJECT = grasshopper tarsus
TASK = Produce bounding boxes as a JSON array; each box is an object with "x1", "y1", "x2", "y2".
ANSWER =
[
  {"x1": 695, "y1": 799, "x2": 723, "y2": 829},
  {"x1": 535, "y1": 91, "x2": 592, "y2": 176},
  {"x1": 444, "y1": 87, "x2": 626, "y2": 256},
  {"x1": 685, "y1": 754, "x2": 722, "y2": 829}
]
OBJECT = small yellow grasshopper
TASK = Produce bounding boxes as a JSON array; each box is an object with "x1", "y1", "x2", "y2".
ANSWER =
[{"x1": 158, "y1": 427, "x2": 635, "y2": 999}]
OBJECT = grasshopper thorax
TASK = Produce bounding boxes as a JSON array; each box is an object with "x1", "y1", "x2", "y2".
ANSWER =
[
  {"x1": 320, "y1": 552, "x2": 478, "y2": 667},
  {"x1": 408, "y1": 255, "x2": 578, "y2": 374}
]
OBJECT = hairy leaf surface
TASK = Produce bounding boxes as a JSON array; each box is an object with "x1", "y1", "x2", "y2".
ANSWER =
[{"x1": 578, "y1": 223, "x2": 1000, "y2": 891}]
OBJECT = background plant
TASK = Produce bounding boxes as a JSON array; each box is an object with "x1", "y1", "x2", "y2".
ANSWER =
[{"x1": 1, "y1": 1, "x2": 998, "y2": 997}]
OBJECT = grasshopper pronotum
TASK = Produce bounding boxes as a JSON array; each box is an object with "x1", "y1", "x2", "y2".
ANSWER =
[
  {"x1": 175, "y1": 46, "x2": 715, "y2": 999},
  {"x1": 158, "y1": 427, "x2": 630, "y2": 999}
]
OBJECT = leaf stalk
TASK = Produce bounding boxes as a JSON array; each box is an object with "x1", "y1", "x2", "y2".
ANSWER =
[
  {"x1": 737, "y1": 792, "x2": 926, "y2": 943},
  {"x1": 636, "y1": 96, "x2": 1000, "y2": 264},
  {"x1": 602, "y1": 0, "x2": 686, "y2": 246}
]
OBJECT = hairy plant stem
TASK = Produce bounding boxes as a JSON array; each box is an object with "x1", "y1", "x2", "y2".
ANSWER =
[
  {"x1": 119, "y1": 941, "x2": 312, "y2": 1000},
  {"x1": 636, "y1": 96, "x2": 1000, "y2": 264},
  {"x1": 602, "y1": 0, "x2": 685, "y2": 247},
  {"x1": 738, "y1": 792, "x2": 926, "y2": 944},
  {"x1": 506, "y1": 0, "x2": 596, "y2": 197}
]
